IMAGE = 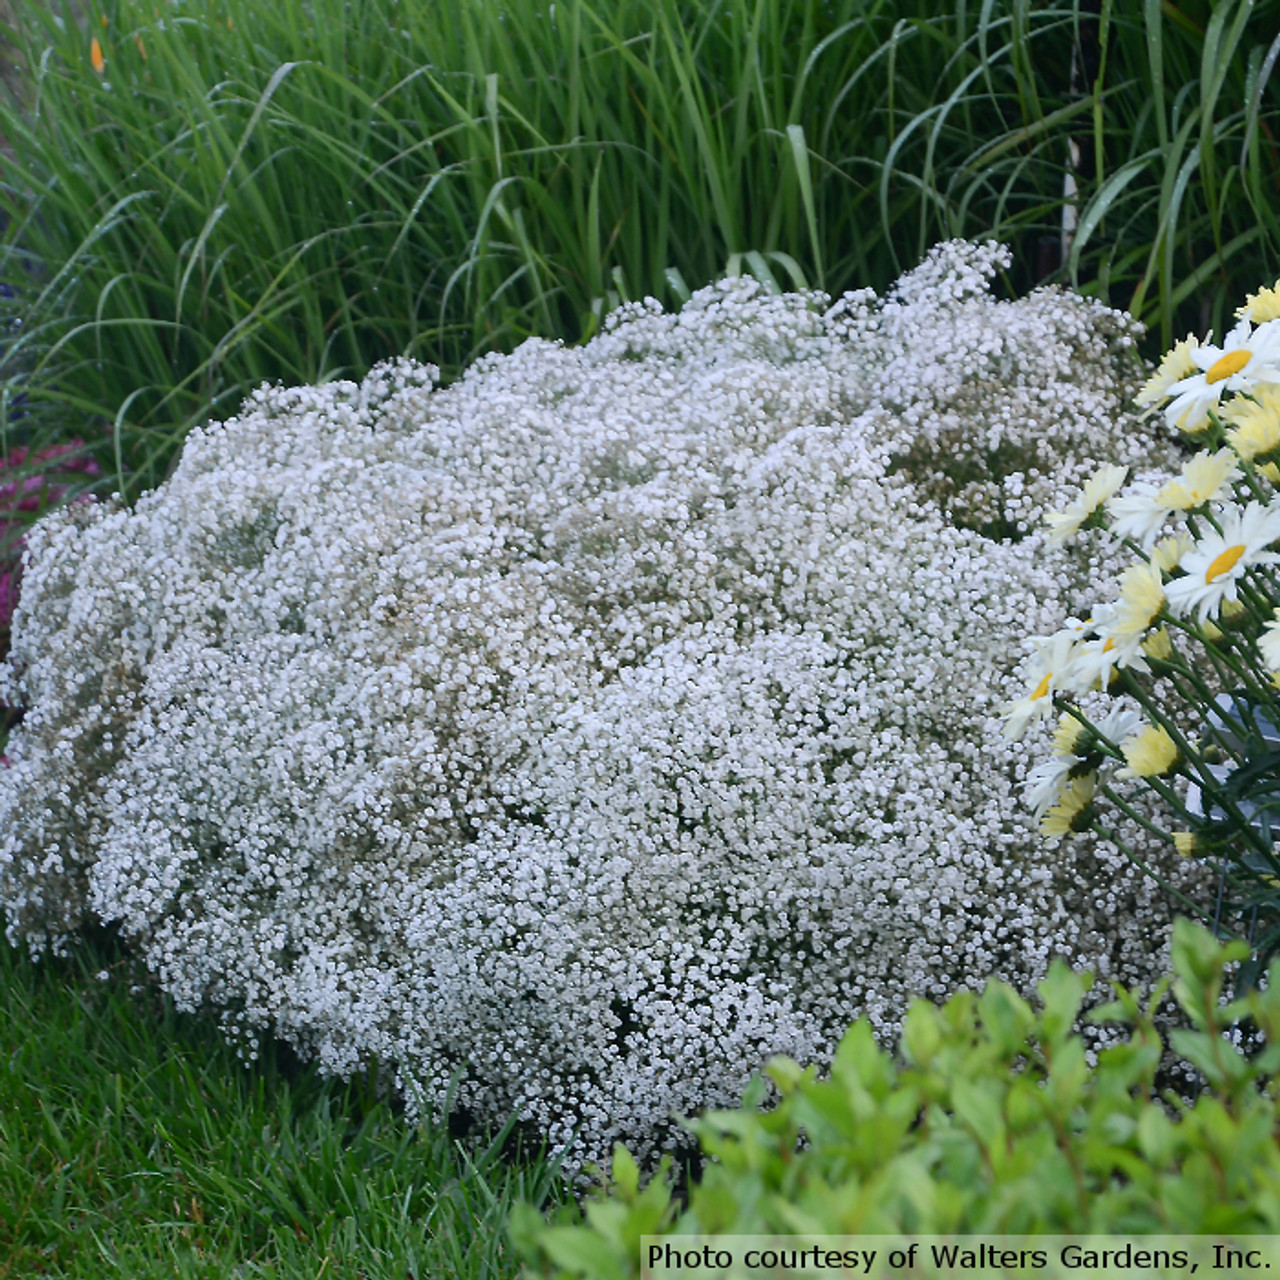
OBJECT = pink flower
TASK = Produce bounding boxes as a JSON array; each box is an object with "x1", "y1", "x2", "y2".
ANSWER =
[{"x1": 0, "y1": 440, "x2": 101, "y2": 634}]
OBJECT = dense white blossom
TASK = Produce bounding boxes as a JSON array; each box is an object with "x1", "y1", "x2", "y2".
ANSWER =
[{"x1": 0, "y1": 241, "x2": 1208, "y2": 1171}]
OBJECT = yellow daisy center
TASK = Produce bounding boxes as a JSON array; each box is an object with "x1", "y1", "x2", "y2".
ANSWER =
[
  {"x1": 1206, "y1": 543, "x2": 1246, "y2": 582},
  {"x1": 1030, "y1": 673, "x2": 1052, "y2": 700},
  {"x1": 1206, "y1": 349, "x2": 1252, "y2": 384}
]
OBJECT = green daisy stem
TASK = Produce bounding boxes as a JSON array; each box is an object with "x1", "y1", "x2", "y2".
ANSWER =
[
  {"x1": 1119, "y1": 535, "x2": 1152, "y2": 563},
  {"x1": 1197, "y1": 507, "x2": 1226, "y2": 538},
  {"x1": 1090, "y1": 808, "x2": 1218, "y2": 925},
  {"x1": 1112, "y1": 670, "x2": 1277, "y2": 864},
  {"x1": 1162, "y1": 614, "x2": 1274, "y2": 708},
  {"x1": 1235, "y1": 461, "x2": 1272, "y2": 506}
]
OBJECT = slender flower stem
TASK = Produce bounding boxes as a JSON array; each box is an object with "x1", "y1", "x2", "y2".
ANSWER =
[
  {"x1": 1090, "y1": 814, "x2": 1218, "y2": 925},
  {"x1": 1112, "y1": 669, "x2": 1276, "y2": 865}
]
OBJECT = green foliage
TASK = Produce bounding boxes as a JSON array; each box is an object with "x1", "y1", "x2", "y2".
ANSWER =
[
  {"x1": 4, "y1": 0, "x2": 1280, "y2": 518},
  {"x1": 875, "y1": 0, "x2": 1280, "y2": 354},
  {"x1": 513, "y1": 919, "x2": 1280, "y2": 1278},
  {"x1": 0, "y1": 932, "x2": 574, "y2": 1278}
]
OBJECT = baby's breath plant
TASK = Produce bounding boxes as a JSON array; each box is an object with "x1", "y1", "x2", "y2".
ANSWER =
[
  {"x1": 1009, "y1": 279, "x2": 1280, "y2": 984},
  {"x1": 0, "y1": 242, "x2": 1202, "y2": 1173}
]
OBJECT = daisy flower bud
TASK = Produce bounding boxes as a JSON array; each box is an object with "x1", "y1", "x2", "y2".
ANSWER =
[
  {"x1": 1219, "y1": 598, "x2": 1249, "y2": 628},
  {"x1": 1117, "y1": 723, "x2": 1180, "y2": 778},
  {"x1": 1044, "y1": 464, "x2": 1128, "y2": 543},
  {"x1": 1142, "y1": 626, "x2": 1174, "y2": 661},
  {"x1": 1040, "y1": 773, "x2": 1096, "y2": 836}
]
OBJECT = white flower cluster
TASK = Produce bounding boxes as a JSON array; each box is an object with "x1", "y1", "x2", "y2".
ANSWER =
[
  {"x1": 1007, "y1": 280, "x2": 1280, "y2": 854},
  {"x1": 0, "y1": 241, "x2": 1207, "y2": 1171}
]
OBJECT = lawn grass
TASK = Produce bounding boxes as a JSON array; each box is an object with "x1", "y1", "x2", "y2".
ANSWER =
[{"x1": 0, "y1": 931, "x2": 575, "y2": 1278}]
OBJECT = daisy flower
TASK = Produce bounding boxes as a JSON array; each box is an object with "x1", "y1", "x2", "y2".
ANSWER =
[
  {"x1": 1050, "y1": 702, "x2": 1143, "y2": 759},
  {"x1": 1091, "y1": 701, "x2": 1147, "y2": 750},
  {"x1": 1106, "y1": 451, "x2": 1240, "y2": 548},
  {"x1": 1106, "y1": 481, "x2": 1175, "y2": 548},
  {"x1": 1116, "y1": 722, "x2": 1180, "y2": 778},
  {"x1": 1044, "y1": 464, "x2": 1128, "y2": 543},
  {"x1": 1111, "y1": 560, "x2": 1165, "y2": 643},
  {"x1": 1003, "y1": 628, "x2": 1084, "y2": 741},
  {"x1": 1223, "y1": 385, "x2": 1280, "y2": 463},
  {"x1": 1162, "y1": 319, "x2": 1280, "y2": 433},
  {"x1": 1238, "y1": 282, "x2": 1280, "y2": 324},
  {"x1": 1025, "y1": 753, "x2": 1082, "y2": 820},
  {"x1": 1164, "y1": 501, "x2": 1280, "y2": 623},
  {"x1": 1052, "y1": 711, "x2": 1089, "y2": 756},
  {"x1": 1030, "y1": 702, "x2": 1142, "y2": 819},
  {"x1": 1072, "y1": 602, "x2": 1151, "y2": 687},
  {"x1": 1134, "y1": 335, "x2": 1199, "y2": 409},
  {"x1": 1152, "y1": 532, "x2": 1193, "y2": 573},
  {"x1": 1142, "y1": 626, "x2": 1174, "y2": 661},
  {"x1": 1160, "y1": 448, "x2": 1241, "y2": 509},
  {"x1": 1040, "y1": 772, "x2": 1096, "y2": 836}
]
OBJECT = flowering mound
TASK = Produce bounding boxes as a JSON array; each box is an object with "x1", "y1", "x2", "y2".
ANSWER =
[{"x1": 0, "y1": 242, "x2": 1207, "y2": 1169}]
